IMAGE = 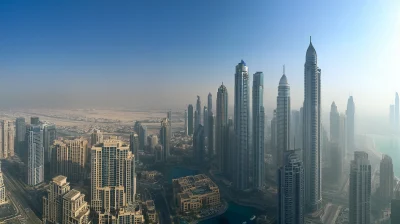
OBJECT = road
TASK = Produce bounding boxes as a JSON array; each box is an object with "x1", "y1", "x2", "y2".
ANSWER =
[{"x1": 3, "y1": 173, "x2": 41, "y2": 224}]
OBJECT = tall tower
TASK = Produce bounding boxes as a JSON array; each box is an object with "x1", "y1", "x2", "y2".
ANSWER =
[
  {"x1": 216, "y1": 84, "x2": 229, "y2": 173},
  {"x1": 27, "y1": 124, "x2": 44, "y2": 186},
  {"x1": 91, "y1": 139, "x2": 135, "y2": 214},
  {"x1": 0, "y1": 120, "x2": 14, "y2": 159},
  {"x1": 233, "y1": 60, "x2": 250, "y2": 190},
  {"x1": 277, "y1": 150, "x2": 304, "y2": 224},
  {"x1": 188, "y1": 105, "x2": 194, "y2": 136},
  {"x1": 346, "y1": 96, "x2": 355, "y2": 152},
  {"x1": 203, "y1": 106, "x2": 209, "y2": 138},
  {"x1": 43, "y1": 124, "x2": 56, "y2": 163},
  {"x1": 16, "y1": 117, "x2": 26, "y2": 157},
  {"x1": 193, "y1": 125, "x2": 205, "y2": 164},
  {"x1": 303, "y1": 37, "x2": 322, "y2": 212},
  {"x1": 379, "y1": 154, "x2": 394, "y2": 204},
  {"x1": 184, "y1": 109, "x2": 188, "y2": 135},
  {"x1": 129, "y1": 133, "x2": 140, "y2": 161},
  {"x1": 208, "y1": 112, "x2": 215, "y2": 158},
  {"x1": 396, "y1": 92, "x2": 399, "y2": 132},
  {"x1": 167, "y1": 110, "x2": 172, "y2": 138},
  {"x1": 330, "y1": 102, "x2": 340, "y2": 142},
  {"x1": 349, "y1": 151, "x2": 371, "y2": 224},
  {"x1": 252, "y1": 72, "x2": 265, "y2": 189},
  {"x1": 0, "y1": 160, "x2": 6, "y2": 204},
  {"x1": 90, "y1": 129, "x2": 103, "y2": 146},
  {"x1": 330, "y1": 102, "x2": 342, "y2": 182},
  {"x1": 271, "y1": 110, "x2": 277, "y2": 167},
  {"x1": 208, "y1": 93, "x2": 213, "y2": 114},
  {"x1": 195, "y1": 96, "x2": 202, "y2": 129},
  {"x1": 277, "y1": 70, "x2": 290, "y2": 169},
  {"x1": 160, "y1": 118, "x2": 170, "y2": 162}
]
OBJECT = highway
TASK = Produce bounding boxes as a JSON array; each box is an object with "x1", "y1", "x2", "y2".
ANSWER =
[{"x1": 3, "y1": 173, "x2": 42, "y2": 224}]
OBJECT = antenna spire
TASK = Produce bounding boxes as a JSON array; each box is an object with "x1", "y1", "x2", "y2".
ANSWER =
[
  {"x1": 283, "y1": 65, "x2": 285, "y2": 75},
  {"x1": 310, "y1": 36, "x2": 312, "y2": 43}
]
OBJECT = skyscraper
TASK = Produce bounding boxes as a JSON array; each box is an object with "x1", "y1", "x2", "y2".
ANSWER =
[
  {"x1": 290, "y1": 110, "x2": 301, "y2": 149},
  {"x1": 349, "y1": 151, "x2": 371, "y2": 224},
  {"x1": 277, "y1": 150, "x2": 304, "y2": 224},
  {"x1": 277, "y1": 71, "x2": 290, "y2": 169},
  {"x1": 233, "y1": 60, "x2": 250, "y2": 190},
  {"x1": 208, "y1": 112, "x2": 215, "y2": 158},
  {"x1": 203, "y1": 106, "x2": 209, "y2": 138},
  {"x1": 43, "y1": 124, "x2": 56, "y2": 163},
  {"x1": 51, "y1": 138, "x2": 88, "y2": 182},
  {"x1": 330, "y1": 102, "x2": 342, "y2": 182},
  {"x1": 396, "y1": 92, "x2": 399, "y2": 132},
  {"x1": 184, "y1": 109, "x2": 188, "y2": 135},
  {"x1": 0, "y1": 120, "x2": 14, "y2": 159},
  {"x1": 160, "y1": 118, "x2": 170, "y2": 162},
  {"x1": 139, "y1": 125, "x2": 148, "y2": 151},
  {"x1": 216, "y1": 83, "x2": 229, "y2": 173},
  {"x1": 271, "y1": 110, "x2": 277, "y2": 167},
  {"x1": 193, "y1": 124, "x2": 205, "y2": 164},
  {"x1": 130, "y1": 132, "x2": 140, "y2": 161},
  {"x1": 27, "y1": 124, "x2": 44, "y2": 186},
  {"x1": 339, "y1": 114, "x2": 348, "y2": 161},
  {"x1": 42, "y1": 175, "x2": 71, "y2": 224},
  {"x1": 303, "y1": 38, "x2": 322, "y2": 212},
  {"x1": 167, "y1": 110, "x2": 172, "y2": 138},
  {"x1": 91, "y1": 139, "x2": 136, "y2": 215},
  {"x1": 188, "y1": 105, "x2": 194, "y2": 136},
  {"x1": 346, "y1": 96, "x2": 355, "y2": 152},
  {"x1": 195, "y1": 96, "x2": 202, "y2": 129},
  {"x1": 16, "y1": 117, "x2": 26, "y2": 157},
  {"x1": 379, "y1": 154, "x2": 393, "y2": 204},
  {"x1": 31, "y1": 116, "x2": 40, "y2": 125},
  {"x1": 0, "y1": 161, "x2": 6, "y2": 205},
  {"x1": 330, "y1": 102, "x2": 340, "y2": 142},
  {"x1": 90, "y1": 129, "x2": 103, "y2": 146},
  {"x1": 208, "y1": 93, "x2": 213, "y2": 114},
  {"x1": 391, "y1": 192, "x2": 400, "y2": 224},
  {"x1": 252, "y1": 72, "x2": 265, "y2": 189}
]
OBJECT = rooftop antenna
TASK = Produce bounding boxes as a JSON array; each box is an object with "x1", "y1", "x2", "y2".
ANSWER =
[
  {"x1": 283, "y1": 65, "x2": 285, "y2": 75},
  {"x1": 310, "y1": 36, "x2": 312, "y2": 43}
]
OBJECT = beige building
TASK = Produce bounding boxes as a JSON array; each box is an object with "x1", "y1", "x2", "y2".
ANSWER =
[
  {"x1": 51, "y1": 138, "x2": 88, "y2": 182},
  {"x1": 98, "y1": 203, "x2": 144, "y2": 224},
  {"x1": 172, "y1": 174, "x2": 220, "y2": 212},
  {"x1": 43, "y1": 176, "x2": 72, "y2": 223},
  {"x1": 145, "y1": 200, "x2": 158, "y2": 223},
  {"x1": 0, "y1": 120, "x2": 14, "y2": 159},
  {"x1": 91, "y1": 139, "x2": 136, "y2": 217},
  {"x1": 62, "y1": 189, "x2": 90, "y2": 224},
  {"x1": 0, "y1": 161, "x2": 6, "y2": 205}
]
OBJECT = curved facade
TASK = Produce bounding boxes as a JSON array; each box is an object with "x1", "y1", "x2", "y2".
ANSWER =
[{"x1": 303, "y1": 39, "x2": 322, "y2": 212}]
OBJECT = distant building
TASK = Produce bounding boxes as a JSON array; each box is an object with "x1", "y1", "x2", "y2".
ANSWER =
[
  {"x1": 379, "y1": 154, "x2": 393, "y2": 204},
  {"x1": 193, "y1": 124, "x2": 205, "y2": 164},
  {"x1": 172, "y1": 174, "x2": 220, "y2": 212},
  {"x1": 290, "y1": 110, "x2": 301, "y2": 149},
  {"x1": 271, "y1": 109, "x2": 277, "y2": 167},
  {"x1": 188, "y1": 104, "x2": 194, "y2": 136},
  {"x1": 159, "y1": 118, "x2": 170, "y2": 162},
  {"x1": 43, "y1": 124, "x2": 56, "y2": 163},
  {"x1": 27, "y1": 124, "x2": 44, "y2": 186},
  {"x1": 391, "y1": 192, "x2": 400, "y2": 224},
  {"x1": 195, "y1": 96, "x2": 202, "y2": 129},
  {"x1": 184, "y1": 109, "x2": 188, "y2": 135},
  {"x1": 276, "y1": 71, "x2": 290, "y2": 169},
  {"x1": 330, "y1": 102, "x2": 343, "y2": 180},
  {"x1": 134, "y1": 122, "x2": 148, "y2": 151},
  {"x1": 203, "y1": 106, "x2": 208, "y2": 139},
  {"x1": 208, "y1": 112, "x2": 215, "y2": 158},
  {"x1": 346, "y1": 96, "x2": 355, "y2": 152},
  {"x1": 91, "y1": 139, "x2": 136, "y2": 215},
  {"x1": 16, "y1": 117, "x2": 26, "y2": 157},
  {"x1": 130, "y1": 132, "x2": 140, "y2": 162},
  {"x1": 31, "y1": 116, "x2": 40, "y2": 125},
  {"x1": 0, "y1": 161, "x2": 6, "y2": 204},
  {"x1": 349, "y1": 151, "x2": 371, "y2": 224},
  {"x1": 216, "y1": 83, "x2": 229, "y2": 174},
  {"x1": 0, "y1": 120, "x2": 14, "y2": 158},
  {"x1": 43, "y1": 176, "x2": 90, "y2": 224},
  {"x1": 277, "y1": 150, "x2": 304, "y2": 224},
  {"x1": 208, "y1": 92, "x2": 213, "y2": 114},
  {"x1": 252, "y1": 71, "x2": 265, "y2": 189},
  {"x1": 51, "y1": 138, "x2": 88, "y2": 182},
  {"x1": 145, "y1": 200, "x2": 158, "y2": 223},
  {"x1": 155, "y1": 145, "x2": 163, "y2": 163},
  {"x1": 90, "y1": 129, "x2": 103, "y2": 146}
]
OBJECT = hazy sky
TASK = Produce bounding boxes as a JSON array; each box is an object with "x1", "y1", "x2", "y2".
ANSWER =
[{"x1": 1, "y1": 0, "x2": 400, "y2": 124}]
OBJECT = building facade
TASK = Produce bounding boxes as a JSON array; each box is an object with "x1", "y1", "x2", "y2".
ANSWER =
[
  {"x1": 43, "y1": 124, "x2": 57, "y2": 163},
  {"x1": 193, "y1": 125, "x2": 205, "y2": 164},
  {"x1": 91, "y1": 129, "x2": 103, "y2": 146},
  {"x1": 159, "y1": 118, "x2": 170, "y2": 162},
  {"x1": 302, "y1": 38, "x2": 322, "y2": 212},
  {"x1": 379, "y1": 154, "x2": 393, "y2": 204},
  {"x1": 0, "y1": 120, "x2": 14, "y2": 159},
  {"x1": 346, "y1": 96, "x2": 355, "y2": 152},
  {"x1": 216, "y1": 83, "x2": 229, "y2": 174},
  {"x1": 43, "y1": 175, "x2": 72, "y2": 224},
  {"x1": 349, "y1": 151, "x2": 371, "y2": 224},
  {"x1": 195, "y1": 96, "x2": 202, "y2": 129},
  {"x1": 188, "y1": 104, "x2": 194, "y2": 136},
  {"x1": 252, "y1": 72, "x2": 265, "y2": 189},
  {"x1": 62, "y1": 189, "x2": 90, "y2": 224},
  {"x1": 27, "y1": 124, "x2": 44, "y2": 186},
  {"x1": 0, "y1": 161, "x2": 6, "y2": 204},
  {"x1": 277, "y1": 72, "x2": 290, "y2": 169}
]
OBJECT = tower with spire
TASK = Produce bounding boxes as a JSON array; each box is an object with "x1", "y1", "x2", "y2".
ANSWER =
[
  {"x1": 303, "y1": 37, "x2": 323, "y2": 213},
  {"x1": 0, "y1": 160, "x2": 6, "y2": 204}
]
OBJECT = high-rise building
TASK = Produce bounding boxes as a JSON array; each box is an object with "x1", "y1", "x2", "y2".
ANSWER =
[
  {"x1": 31, "y1": 116, "x2": 40, "y2": 125},
  {"x1": 330, "y1": 102, "x2": 340, "y2": 142},
  {"x1": 233, "y1": 60, "x2": 250, "y2": 190},
  {"x1": 160, "y1": 118, "x2": 170, "y2": 162},
  {"x1": 184, "y1": 109, "x2": 188, "y2": 135},
  {"x1": 0, "y1": 161, "x2": 6, "y2": 205},
  {"x1": 277, "y1": 71, "x2": 290, "y2": 169},
  {"x1": 346, "y1": 96, "x2": 355, "y2": 152},
  {"x1": 42, "y1": 175, "x2": 71, "y2": 224},
  {"x1": 208, "y1": 112, "x2": 215, "y2": 158},
  {"x1": 139, "y1": 125, "x2": 148, "y2": 151},
  {"x1": 51, "y1": 138, "x2": 88, "y2": 182},
  {"x1": 90, "y1": 129, "x2": 103, "y2": 146},
  {"x1": 188, "y1": 105, "x2": 194, "y2": 136},
  {"x1": 91, "y1": 139, "x2": 136, "y2": 215},
  {"x1": 196, "y1": 96, "x2": 202, "y2": 128},
  {"x1": 150, "y1": 135, "x2": 158, "y2": 149},
  {"x1": 290, "y1": 110, "x2": 301, "y2": 149},
  {"x1": 271, "y1": 110, "x2": 277, "y2": 167},
  {"x1": 203, "y1": 106, "x2": 209, "y2": 138},
  {"x1": 303, "y1": 38, "x2": 322, "y2": 212},
  {"x1": 16, "y1": 117, "x2": 26, "y2": 157},
  {"x1": 62, "y1": 189, "x2": 90, "y2": 224},
  {"x1": 167, "y1": 110, "x2": 172, "y2": 138},
  {"x1": 27, "y1": 124, "x2": 44, "y2": 186},
  {"x1": 130, "y1": 132, "x2": 140, "y2": 162},
  {"x1": 277, "y1": 150, "x2": 304, "y2": 224},
  {"x1": 252, "y1": 71, "x2": 265, "y2": 189},
  {"x1": 193, "y1": 124, "x2": 205, "y2": 164},
  {"x1": 349, "y1": 151, "x2": 371, "y2": 224},
  {"x1": 0, "y1": 120, "x2": 14, "y2": 159},
  {"x1": 391, "y1": 192, "x2": 400, "y2": 224},
  {"x1": 216, "y1": 83, "x2": 229, "y2": 173},
  {"x1": 330, "y1": 102, "x2": 342, "y2": 180},
  {"x1": 43, "y1": 176, "x2": 90, "y2": 224},
  {"x1": 379, "y1": 154, "x2": 393, "y2": 204},
  {"x1": 43, "y1": 124, "x2": 56, "y2": 163},
  {"x1": 396, "y1": 92, "x2": 399, "y2": 132},
  {"x1": 208, "y1": 92, "x2": 213, "y2": 114}
]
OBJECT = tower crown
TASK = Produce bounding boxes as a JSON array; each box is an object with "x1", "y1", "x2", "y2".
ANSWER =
[{"x1": 306, "y1": 37, "x2": 317, "y2": 64}]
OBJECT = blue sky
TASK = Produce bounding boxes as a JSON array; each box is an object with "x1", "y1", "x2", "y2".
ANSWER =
[{"x1": 1, "y1": 0, "x2": 400, "y2": 122}]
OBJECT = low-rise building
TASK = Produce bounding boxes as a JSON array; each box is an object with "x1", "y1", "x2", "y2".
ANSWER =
[
  {"x1": 172, "y1": 174, "x2": 220, "y2": 212},
  {"x1": 145, "y1": 200, "x2": 158, "y2": 223}
]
